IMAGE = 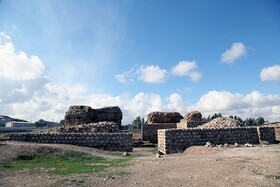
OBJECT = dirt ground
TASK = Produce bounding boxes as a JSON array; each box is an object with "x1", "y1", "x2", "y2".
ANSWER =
[{"x1": 1, "y1": 141, "x2": 280, "y2": 187}]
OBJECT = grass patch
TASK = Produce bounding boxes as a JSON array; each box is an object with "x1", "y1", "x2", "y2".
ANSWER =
[
  {"x1": 267, "y1": 175, "x2": 280, "y2": 179},
  {"x1": 0, "y1": 150, "x2": 136, "y2": 175}
]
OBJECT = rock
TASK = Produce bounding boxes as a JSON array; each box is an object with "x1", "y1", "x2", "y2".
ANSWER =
[
  {"x1": 205, "y1": 141, "x2": 213, "y2": 147},
  {"x1": 155, "y1": 153, "x2": 161, "y2": 158},
  {"x1": 123, "y1": 152, "x2": 130, "y2": 156},
  {"x1": 245, "y1": 143, "x2": 253, "y2": 147},
  {"x1": 147, "y1": 112, "x2": 183, "y2": 124},
  {"x1": 234, "y1": 143, "x2": 239, "y2": 147},
  {"x1": 64, "y1": 105, "x2": 122, "y2": 128},
  {"x1": 198, "y1": 117, "x2": 241, "y2": 129},
  {"x1": 181, "y1": 111, "x2": 202, "y2": 122}
]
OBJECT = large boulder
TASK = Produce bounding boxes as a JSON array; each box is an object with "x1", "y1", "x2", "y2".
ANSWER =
[
  {"x1": 181, "y1": 111, "x2": 202, "y2": 122},
  {"x1": 198, "y1": 117, "x2": 241, "y2": 129},
  {"x1": 147, "y1": 112, "x2": 183, "y2": 124},
  {"x1": 64, "y1": 105, "x2": 123, "y2": 128}
]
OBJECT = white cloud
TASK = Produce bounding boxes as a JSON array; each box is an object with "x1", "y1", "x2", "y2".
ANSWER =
[
  {"x1": 0, "y1": 32, "x2": 45, "y2": 81},
  {"x1": 221, "y1": 42, "x2": 247, "y2": 64},
  {"x1": 115, "y1": 68, "x2": 135, "y2": 83},
  {"x1": 138, "y1": 65, "x2": 167, "y2": 83},
  {"x1": 171, "y1": 60, "x2": 202, "y2": 81},
  {"x1": 260, "y1": 64, "x2": 280, "y2": 82},
  {"x1": 196, "y1": 90, "x2": 280, "y2": 122},
  {"x1": 0, "y1": 33, "x2": 48, "y2": 104},
  {"x1": 167, "y1": 93, "x2": 188, "y2": 114}
]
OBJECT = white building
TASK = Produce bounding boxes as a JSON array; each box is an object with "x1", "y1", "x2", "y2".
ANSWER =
[{"x1": 5, "y1": 121, "x2": 35, "y2": 128}]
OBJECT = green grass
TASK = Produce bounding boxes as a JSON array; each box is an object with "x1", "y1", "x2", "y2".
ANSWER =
[{"x1": 0, "y1": 151, "x2": 136, "y2": 175}]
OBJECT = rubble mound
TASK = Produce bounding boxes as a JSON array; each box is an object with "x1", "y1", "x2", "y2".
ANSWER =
[
  {"x1": 147, "y1": 112, "x2": 183, "y2": 124},
  {"x1": 65, "y1": 105, "x2": 122, "y2": 128},
  {"x1": 198, "y1": 117, "x2": 241, "y2": 129},
  {"x1": 41, "y1": 121, "x2": 119, "y2": 133},
  {"x1": 181, "y1": 111, "x2": 202, "y2": 122}
]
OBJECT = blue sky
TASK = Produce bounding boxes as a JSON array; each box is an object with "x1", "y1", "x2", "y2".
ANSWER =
[{"x1": 0, "y1": 0, "x2": 279, "y2": 124}]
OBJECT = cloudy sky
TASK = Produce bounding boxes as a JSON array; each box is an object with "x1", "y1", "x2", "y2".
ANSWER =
[{"x1": 0, "y1": 0, "x2": 279, "y2": 124}]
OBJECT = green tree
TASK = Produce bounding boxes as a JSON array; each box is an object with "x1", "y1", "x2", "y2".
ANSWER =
[
  {"x1": 132, "y1": 116, "x2": 142, "y2": 129},
  {"x1": 255, "y1": 117, "x2": 265, "y2": 126}
]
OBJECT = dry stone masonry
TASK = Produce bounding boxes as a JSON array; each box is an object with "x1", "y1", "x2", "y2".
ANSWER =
[
  {"x1": 8, "y1": 105, "x2": 133, "y2": 152},
  {"x1": 8, "y1": 132, "x2": 132, "y2": 152},
  {"x1": 177, "y1": 111, "x2": 205, "y2": 128},
  {"x1": 147, "y1": 112, "x2": 183, "y2": 124},
  {"x1": 142, "y1": 123, "x2": 177, "y2": 143},
  {"x1": 143, "y1": 111, "x2": 183, "y2": 143},
  {"x1": 65, "y1": 105, "x2": 123, "y2": 128},
  {"x1": 158, "y1": 126, "x2": 276, "y2": 154}
]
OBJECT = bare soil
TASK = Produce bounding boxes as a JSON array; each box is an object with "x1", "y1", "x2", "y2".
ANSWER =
[{"x1": 1, "y1": 141, "x2": 280, "y2": 187}]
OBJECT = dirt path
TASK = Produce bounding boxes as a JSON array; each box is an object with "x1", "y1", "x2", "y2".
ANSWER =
[{"x1": 1, "y1": 142, "x2": 280, "y2": 187}]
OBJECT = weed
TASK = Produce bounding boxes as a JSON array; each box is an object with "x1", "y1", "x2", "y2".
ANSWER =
[{"x1": 0, "y1": 150, "x2": 137, "y2": 175}]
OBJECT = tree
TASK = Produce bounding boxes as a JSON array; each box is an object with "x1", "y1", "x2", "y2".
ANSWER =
[
  {"x1": 132, "y1": 116, "x2": 142, "y2": 129},
  {"x1": 255, "y1": 117, "x2": 265, "y2": 126}
]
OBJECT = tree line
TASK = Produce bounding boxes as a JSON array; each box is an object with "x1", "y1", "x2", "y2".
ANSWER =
[{"x1": 202, "y1": 113, "x2": 265, "y2": 126}]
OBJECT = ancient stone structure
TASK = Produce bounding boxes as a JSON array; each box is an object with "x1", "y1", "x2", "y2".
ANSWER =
[
  {"x1": 8, "y1": 132, "x2": 132, "y2": 152},
  {"x1": 147, "y1": 112, "x2": 183, "y2": 124},
  {"x1": 158, "y1": 126, "x2": 276, "y2": 154},
  {"x1": 142, "y1": 123, "x2": 177, "y2": 143},
  {"x1": 42, "y1": 121, "x2": 119, "y2": 133},
  {"x1": 182, "y1": 111, "x2": 202, "y2": 122},
  {"x1": 177, "y1": 111, "x2": 205, "y2": 128},
  {"x1": 64, "y1": 105, "x2": 123, "y2": 128},
  {"x1": 8, "y1": 105, "x2": 133, "y2": 152}
]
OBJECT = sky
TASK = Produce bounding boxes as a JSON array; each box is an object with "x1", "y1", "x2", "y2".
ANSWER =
[{"x1": 0, "y1": 0, "x2": 280, "y2": 124}]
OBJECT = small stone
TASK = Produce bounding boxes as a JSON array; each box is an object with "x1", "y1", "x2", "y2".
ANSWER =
[
  {"x1": 234, "y1": 143, "x2": 239, "y2": 147},
  {"x1": 155, "y1": 153, "x2": 161, "y2": 158},
  {"x1": 123, "y1": 152, "x2": 129, "y2": 156}
]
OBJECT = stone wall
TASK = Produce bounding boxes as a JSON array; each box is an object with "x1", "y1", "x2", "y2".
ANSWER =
[
  {"x1": 158, "y1": 127, "x2": 276, "y2": 154},
  {"x1": 274, "y1": 125, "x2": 280, "y2": 142},
  {"x1": 8, "y1": 132, "x2": 132, "y2": 152},
  {"x1": 142, "y1": 123, "x2": 177, "y2": 143},
  {"x1": 258, "y1": 126, "x2": 276, "y2": 143},
  {"x1": 177, "y1": 121, "x2": 206, "y2": 129}
]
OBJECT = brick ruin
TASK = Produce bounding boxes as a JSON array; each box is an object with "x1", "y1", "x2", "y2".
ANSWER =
[
  {"x1": 158, "y1": 126, "x2": 276, "y2": 154},
  {"x1": 142, "y1": 111, "x2": 277, "y2": 154},
  {"x1": 142, "y1": 111, "x2": 182, "y2": 142},
  {"x1": 8, "y1": 105, "x2": 133, "y2": 152}
]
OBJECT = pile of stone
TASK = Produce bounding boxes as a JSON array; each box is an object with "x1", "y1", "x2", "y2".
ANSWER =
[
  {"x1": 42, "y1": 121, "x2": 119, "y2": 133},
  {"x1": 147, "y1": 112, "x2": 183, "y2": 124},
  {"x1": 198, "y1": 117, "x2": 241, "y2": 129}
]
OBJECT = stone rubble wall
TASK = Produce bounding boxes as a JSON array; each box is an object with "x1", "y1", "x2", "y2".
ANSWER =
[
  {"x1": 258, "y1": 126, "x2": 277, "y2": 143},
  {"x1": 274, "y1": 125, "x2": 280, "y2": 142},
  {"x1": 8, "y1": 132, "x2": 133, "y2": 152},
  {"x1": 177, "y1": 121, "x2": 206, "y2": 129},
  {"x1": 158, "y1": 127, "x2": 276, "y2": 154},
  {"x1": 142, "y1": 123, "x2": 177, "y2": 143}
]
